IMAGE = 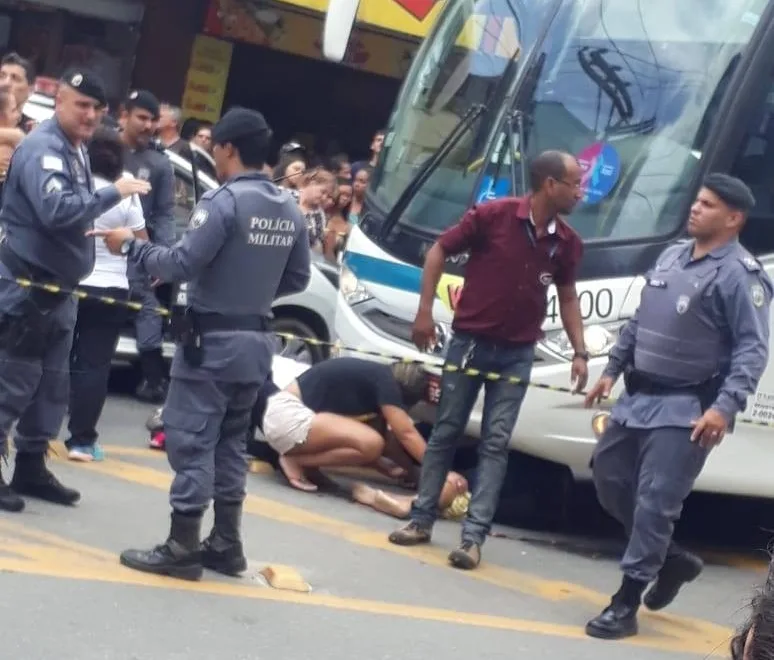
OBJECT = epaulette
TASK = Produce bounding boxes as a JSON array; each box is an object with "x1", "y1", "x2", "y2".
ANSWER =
[{"x1": 738, "y1": 251, "x2": 762, "y2": 272}]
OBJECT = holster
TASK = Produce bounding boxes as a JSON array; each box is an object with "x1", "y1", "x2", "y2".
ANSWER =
[
  {"x1": 623, "y1": 368, "x2": 722, "y2": 413},
  {"x1": 171, "y1": 307, "x2": 203, "y2": 367},
  {"x1": 0, "y1": 243, "x2": 69, "y2": 359}
]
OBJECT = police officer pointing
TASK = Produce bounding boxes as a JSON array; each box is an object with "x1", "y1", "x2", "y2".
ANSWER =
[
  {"x1": 0, "y1": 69, "x2": 150, "y2": 513},
  {"x1": 92, "y1": 107, "x2": 311, "y2": 581},
  {"x1": 584, "y1": 173, "x2": 772, "y2": 640}
]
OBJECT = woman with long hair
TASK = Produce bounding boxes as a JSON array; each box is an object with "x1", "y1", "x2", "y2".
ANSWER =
[{"x1": 65, "y1": 126, "x2": 149, "y2": 462}]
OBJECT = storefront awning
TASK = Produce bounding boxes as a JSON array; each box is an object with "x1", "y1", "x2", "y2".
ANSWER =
[
  {"x1": 205, "y1": 0, "x2": 426, "y2": 79},
  {"x1": 26, "y1": 0, "x2": 144, "y2": 23}
]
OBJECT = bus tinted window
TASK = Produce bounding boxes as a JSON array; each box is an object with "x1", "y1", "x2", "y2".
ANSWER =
[{"x1": 381, "y1": 0, "x2": 769, "y2": 241}]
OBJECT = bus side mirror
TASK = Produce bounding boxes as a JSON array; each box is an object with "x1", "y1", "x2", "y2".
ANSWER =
[{"x1": 322, "y1": 0, "x2": 361, "y2": 62}]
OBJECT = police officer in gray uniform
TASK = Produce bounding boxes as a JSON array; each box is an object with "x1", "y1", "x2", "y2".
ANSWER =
[
  {"x1": 92, "y1": 107, "x2": 311, "y2": 581},
  {"x1": 120, "y1": 89, "x2": 177, "y2": 403},
  {"x1": 584, "y1": 173, "x2": 772, "y2": 640},
  {"x1": 0, "y1": 69, "x2": 150, "y2": 513}
]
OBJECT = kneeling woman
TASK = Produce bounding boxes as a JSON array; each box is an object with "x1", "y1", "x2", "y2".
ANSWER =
[{"x1": 66, "y1": 127, "x2": 148, "y2": 461}]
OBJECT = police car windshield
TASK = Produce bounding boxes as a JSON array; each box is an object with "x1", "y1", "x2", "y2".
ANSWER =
[{"x1": 374, "y1": 0, "x2": 768, "y2": 242}]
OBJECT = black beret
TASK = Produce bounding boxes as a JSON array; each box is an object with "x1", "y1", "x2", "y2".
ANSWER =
[
  {"x1": 703, "y1": 173, "x2": 756, "y2": 213},
  {"x1": 211, "y1": 107, "x2": 271, "y2": 145},
  {"x1": 60, "y1": 68, "x2": 107, "y2": 107},
  {"x1": 125, "y1": 89, "x2": 160, "y2": 120}
]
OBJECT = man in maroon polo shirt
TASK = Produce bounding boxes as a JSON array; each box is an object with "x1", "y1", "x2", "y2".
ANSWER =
[{"x1": 388, "y1": 150, "x2": 589, "y2": 569}]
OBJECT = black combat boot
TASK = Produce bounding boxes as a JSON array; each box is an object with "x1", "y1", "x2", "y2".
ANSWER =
[
  {"x1": 10, "y1": 451, "x2": 80, "y2": 505},
  {"x1": 0, "y1": 462, "x2": 24, "y2": 512},
  {"x1": 585, "y1": 576, "x2": 648, "y2": 640},
  {"x1": 202, "y1": 501, "x2": 248, "y2": 576},
  {"x1": 644, "y1": 552, "x2": 704, "y2": 611},
  {"x1": 136, "y1": 349, "x2": 168, "y2": 404},
  {"x1": 120, "y1": 510, "x2": 203, "y2": 581}
]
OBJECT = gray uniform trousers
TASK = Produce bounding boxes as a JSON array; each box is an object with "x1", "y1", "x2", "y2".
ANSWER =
[
  {"x1": 591, "y1": 421, "x2": 709, "y2": 582},
  {"x1": 0, "y1": 265, "x2": 77, "y2": 455},
  {"x1": 130, "y1": 275, "x2": 164, "y2": 352},
  {"x1": 163, "y1": 377, "x2": 260, "y2": 513}
]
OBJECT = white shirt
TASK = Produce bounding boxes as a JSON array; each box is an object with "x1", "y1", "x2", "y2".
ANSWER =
[{"x1": 80, "y1": 172, "x2": 145, "y2": 290}]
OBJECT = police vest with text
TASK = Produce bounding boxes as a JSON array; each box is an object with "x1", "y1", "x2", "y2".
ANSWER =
[{"x1": 187, "y1": 176, "x2": 303, "y2": 317}]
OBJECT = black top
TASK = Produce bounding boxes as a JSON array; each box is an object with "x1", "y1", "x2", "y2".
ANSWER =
[{"x1": 297, "y1": 358, "x2": 404, "y2": 417}]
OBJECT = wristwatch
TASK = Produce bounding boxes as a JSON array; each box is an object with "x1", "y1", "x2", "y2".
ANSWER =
[
  {"x1": 574, "y1": 351, "x2": 590, "y2": 361},
  {"x1": 120, "y1": 238, "x2": 135, "y2": 256}
]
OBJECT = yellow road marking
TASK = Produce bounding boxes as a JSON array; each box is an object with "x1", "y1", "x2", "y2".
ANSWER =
[
  {"x1": 76, "y1": 445, "x2": 773, "y2": 570},
  {"x1": 0, "y1": 518, "x2": 727, "y2": 654},
  {"x1": 50, "y1": 449, "x2": 733, "y2": 654}
]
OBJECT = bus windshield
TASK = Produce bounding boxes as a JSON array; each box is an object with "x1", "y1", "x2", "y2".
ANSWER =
[
  {"x1": 374, "y1": 0, "x2": 769, "y2": 241},
  {"x1": 371, "y1": 0, "x2": 555, "y2": 229}
]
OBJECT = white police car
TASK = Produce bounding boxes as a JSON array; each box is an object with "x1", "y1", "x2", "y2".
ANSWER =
[{"x1": 23, "y1": 94, "x2": 338, "y2": 366}]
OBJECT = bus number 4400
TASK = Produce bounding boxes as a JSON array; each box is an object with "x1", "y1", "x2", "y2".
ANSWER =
[{"x1": 546, "y1": 288, "x2": 614, "y2": 323}]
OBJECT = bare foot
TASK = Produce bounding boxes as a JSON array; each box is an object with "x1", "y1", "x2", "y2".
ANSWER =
[
  {"x1": 372, "y1": 490, "x2": 411, "y2": 519},
  {"x1": 351, "y1": 482, "x2": 377, "y2": 507},
  {"x1": 352, "y1": 482, "x2": 411, "y2": 519},
  {"x1": 278, "y1": 455, "x2": 318, "y2": 492}
]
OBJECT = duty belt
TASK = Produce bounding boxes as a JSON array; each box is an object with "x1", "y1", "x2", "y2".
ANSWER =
[
  {"x1": 193, "y1": 312, "x2": 270, "y2": 333},
  {"x1": 0, "y1": 241, "x2": 70, "y2": 307},
  {"x1": 624, "y1": 368, "x2": 722, "y2": 412}
]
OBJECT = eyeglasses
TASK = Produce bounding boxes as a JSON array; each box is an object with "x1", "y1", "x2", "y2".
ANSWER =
[{"x1": 551, "y1": 177, "x2": 582, "y2": 190}]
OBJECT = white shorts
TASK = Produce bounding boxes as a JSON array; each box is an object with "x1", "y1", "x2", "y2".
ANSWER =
[{"x1": 263, "y1": 391, "x2": 315, "y2": 456}]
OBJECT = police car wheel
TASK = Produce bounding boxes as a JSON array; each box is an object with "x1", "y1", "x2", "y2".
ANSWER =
[{"x1": 269, "y1": 317, "x2": 326, "y2": 365}]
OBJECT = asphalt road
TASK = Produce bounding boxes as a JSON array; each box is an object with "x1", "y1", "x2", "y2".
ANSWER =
[{"x1": 0, "y1": 377, "x2": 768, "y2": 660}]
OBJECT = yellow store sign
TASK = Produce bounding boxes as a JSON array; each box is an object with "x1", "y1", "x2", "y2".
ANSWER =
[
  {"x1": 204, "y1": 0, "x2": 421, "y2": 79},
  {"x1": 181, "y1": 35, "x2": 233, "y2": 122},
  {"x1": 273, "y1": 0, "x2": 445, "y2": 37}
]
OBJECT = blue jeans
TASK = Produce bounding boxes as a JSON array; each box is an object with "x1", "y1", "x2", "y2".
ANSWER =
[{"x1": 410, "y1": 332, "x2": 534, "y2": 545}]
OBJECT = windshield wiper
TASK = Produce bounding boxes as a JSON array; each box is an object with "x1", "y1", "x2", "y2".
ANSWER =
[
  {"x1": 380, "y1": 103, "x2": 486, "y2": 240},
  {"x1": 505, "y1": 109, "x2": 528, "y2": 196}
]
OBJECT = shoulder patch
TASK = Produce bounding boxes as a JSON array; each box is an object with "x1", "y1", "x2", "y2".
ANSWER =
[
  {"x1": 189, "y1": 207, "x2": 209, "y2": 229},
  {"x1": 44, "y1": 178, "x2": 63, "y2": 194},
  {"x1": 751, "y1": 283, "x2": 766, "y2": 308},
  {"x1": 41, "y1": 155, "x2": 64, "y2": 172}
]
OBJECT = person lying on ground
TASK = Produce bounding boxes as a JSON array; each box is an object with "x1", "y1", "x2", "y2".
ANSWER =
[
  {"x1": 351, "y1": 474, "x2": 470, "y2": 521},
  {"x1": 249, "y1": 362, "x2": 473, "y2": 518}
]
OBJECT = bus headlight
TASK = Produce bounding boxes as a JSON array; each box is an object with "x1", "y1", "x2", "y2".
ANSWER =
[
  {"x1": 340, "y1": 264, "x2": 373, "y2": 306},
  {"x1": 543, "y1": 321, "x2": 625, "y2": 360},
  {"x1": 591, "y1": 411, "x2": 611, "y2": 440}
]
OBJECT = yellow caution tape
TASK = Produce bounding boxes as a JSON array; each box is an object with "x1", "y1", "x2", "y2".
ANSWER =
[
  {"x1": 7, "y1": 275, "x2": 172, "y2": 317},
  {"x1": 2, "y1": 274, "x2": 772, "y2": 429}
]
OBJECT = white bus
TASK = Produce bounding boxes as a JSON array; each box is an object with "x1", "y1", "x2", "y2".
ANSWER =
[{"x1": 324, "y1": 0, "x2": 774, "y2": 509}]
